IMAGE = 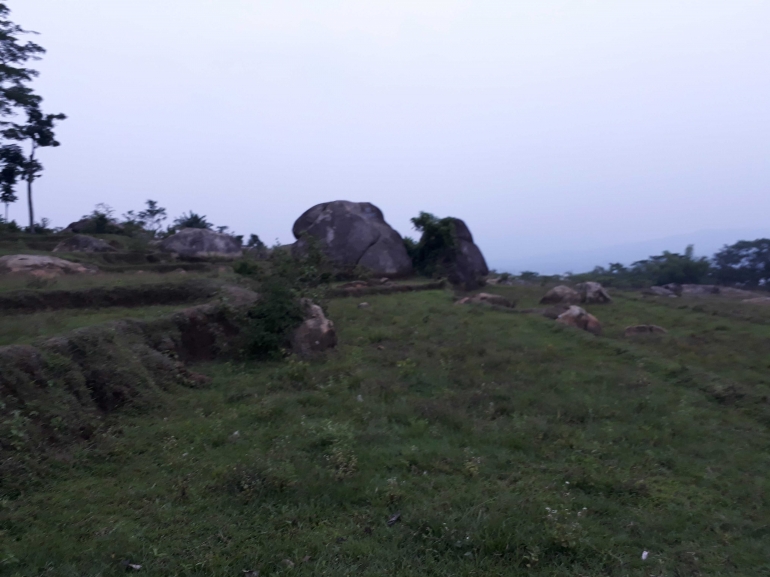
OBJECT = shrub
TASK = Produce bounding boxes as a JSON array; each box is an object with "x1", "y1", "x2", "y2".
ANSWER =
[
  {"x1": 408, "y1": 211, "x2": 459, "y2": 278},
  {"x1": 240, "y1": 275, "x2": 304, "y2": 359}
]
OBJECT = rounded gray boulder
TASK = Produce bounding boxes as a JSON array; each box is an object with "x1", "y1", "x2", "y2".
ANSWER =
[
  {"x1": 292, "y1": 201, "x2": 412, "y2": 277},
  {"x1": 157, "y1": 228, "x2": 243, "y2": 259}
]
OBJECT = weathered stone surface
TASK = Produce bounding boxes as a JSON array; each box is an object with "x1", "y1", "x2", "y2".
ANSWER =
[
  {"x1": 53, "y1": 234, "x2": 117, "y2": 253},
  {"x1": 291, "y1": 299, "x2": 337, "y2": 356},
  {"x1": 556, "y1": 305, "x2": 602, "y2": 336},
  {"x1": 292, "y1": 201, "x2": 412, "y2": 277},
  {"x1": 644, "y1": 286, "x2": 678, "y2": 297},
  {"x1": 157, "y1": 228, "x2": 243, "y2": 259},
  {"x1": 446, "y1": 218, "x2": 489, "y2": 290},
  {"x1": 0, "y1": 254, "x2": 97, "y2": 277},
  {"x1": 542, "y1": 304, "x2": 570, "y2": 319},
  {"x1": 624, "y1": 324, "x2": 668, "y2": 337},
  {"x1": 455, "y1": 292, "x2": 514, "y2": 308},
  {"x1": 540, "y1": 285, "x2": 581, "y2": 305},
  {"x1": 576, "y1": 281, "x2": 612, "y2": 304}
]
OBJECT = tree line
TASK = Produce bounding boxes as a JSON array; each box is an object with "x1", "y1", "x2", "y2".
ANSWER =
[{"x1": 556, "y1": 240, "x2": 770, "y2": 290}]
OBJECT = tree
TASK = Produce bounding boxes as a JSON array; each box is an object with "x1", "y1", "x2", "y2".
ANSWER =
[
  {"x1": 173, "y1": 211, "x2": 212, "y2": 230},
  {"x1": 0, "y1": 3, "x2": 44, "y2": 119},
  {"x1": 713, "y1": 239, "x2": 770, "y2": 288},
  {"x1": 0, "y1": 142, "x2": 22, "y2": 220},
  {"x1": 137, "y1": 199, "x2": 167, "y2": 235},
  {"x1": 1, "y1": 106, "x2": 66, "y2": 232}
]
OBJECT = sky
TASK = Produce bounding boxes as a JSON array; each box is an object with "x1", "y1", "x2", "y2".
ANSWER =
[{"x1": 11, "y1": 1, "x2": 770, "y2": 273}]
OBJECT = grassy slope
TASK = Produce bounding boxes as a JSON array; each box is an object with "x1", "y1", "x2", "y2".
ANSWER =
[
  {"x1": 0, "y1": 305, "x2": 190, "y2": 346},
  {"x1": 2, "y1": 287, "x2": 770, "y2": 576}
]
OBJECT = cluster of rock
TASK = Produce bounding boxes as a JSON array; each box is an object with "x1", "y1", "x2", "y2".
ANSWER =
[
  {"x1": 291, "y1": 201, "x2": 488, "y2": 288},
  {"x1": 540, "y1": 281, "x2": 612, "y2": 305},
  {"x1": 644, "y1": 283, "x2": 757, "y2": 299}
]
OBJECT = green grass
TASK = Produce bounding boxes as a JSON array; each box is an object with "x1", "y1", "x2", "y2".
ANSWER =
[
  {"x1": 2, "y1": 287, "x2": 770, "y2": 576},
  {"x1": 0, "y1": 271, "x2": 227, "y2": 294},
  {"x1": 0, "y1": 305, "x2": 191, "y2": 346}
]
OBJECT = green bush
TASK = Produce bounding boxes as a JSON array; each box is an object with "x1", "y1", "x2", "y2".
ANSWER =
[
  {"x1": 241, "y1": 276, "x2": 304, "y2": 359},
  {"x1": 408, "y1": 211, "x2": 459, "y2": 278}
]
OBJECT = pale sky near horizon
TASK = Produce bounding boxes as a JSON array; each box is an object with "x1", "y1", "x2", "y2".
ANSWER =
[{"x1": 11, "y1": 1, "x2": 770, "y2": 272}]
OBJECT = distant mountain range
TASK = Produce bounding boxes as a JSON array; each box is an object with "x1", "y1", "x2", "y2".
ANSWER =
[{"x1": 492, "y1": 228, "x2": 769, "y2": 275}]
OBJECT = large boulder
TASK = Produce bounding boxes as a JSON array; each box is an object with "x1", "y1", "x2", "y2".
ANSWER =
[
  {"x1": 540, "y1": 285, "x2": 581, "y2": 305},
  {"x1": 575, "y1": 281, "x2": 612, "y2": 304},
  {"x1": 157, "y1": 228, "x2": 243, "y2": 259},
  {"x1": 445, "y1": 218, "x2": 489, "y2": 289},
  {"x1": 292, "y1": 201, "x2": 412, "y2": 277},
  {"x1": 53, "y1": 234, "x2": 116, "y2": 253},
  {"x1": 291, "y1": 299, "x2": 337, "y2": 356},
  {"x1": 0, "y1": 254, "x2": 98, "y2": 277},
  {"x1": 555, "y1": 306, "x2": 602, "y2": 336}
]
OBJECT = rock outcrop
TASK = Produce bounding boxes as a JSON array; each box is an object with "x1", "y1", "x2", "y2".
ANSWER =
[
  {"x1": 157, "y1": 228, "x2": 243, "y2": 259},
  {"x1": 291, "y1": 299, "x2": 337, "y2": 356},
  {"x1": 644, "y1": 286, "x2": 678, "y2": 297},
  {"x1": 624, "y1": 325, "x2": 667, "y2": 337},
  {"x1": 0, "y1": 254, "x2": 97, "y2": 277},
  {"x1": 444, "y1": 218, "x2": 489, "y2": 289},
  {"x1": 53, "y1": 235, "x2": 116, "y2": 253},
  {"x1": 555, "y1": 306, "x2": 602, "y2": 336},
  {"x1": 540, "y1": 285, "x2": 581, "y2": 305},
  {"x1": 575, "y1": 281, "x2": 612, "y2": 304},
  {"x1": 292, "y1": 201, "x2": 412, "y2": 277},
  {"x1": 455, "y1": 292, "x2": 514, "y2": 308}
]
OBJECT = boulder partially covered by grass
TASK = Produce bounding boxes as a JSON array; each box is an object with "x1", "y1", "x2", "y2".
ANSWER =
[
  {"x1": 291, "y1": 298, "x2": 337, "y2": 357},
  {"x1": 540, "y1": 285, "x2": 581, "y2": 305},
  {"x1": 455, "y1": 292, "x2": 515, "y2": 308},
  {"x1": 556, "y1": 305, "x2": 602, "y2": 336},
  {"x1": 0, "y1": 254, "x2": 98, "y2": 277},
  {"x1": 53, "y1": 234, "x2": 116, "y2": 253},
  {"x1": 575, "y1": 281, "x2": 612, "y2": 304}
]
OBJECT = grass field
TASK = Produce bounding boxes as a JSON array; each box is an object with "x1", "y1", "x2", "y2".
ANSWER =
[{"x1": 2, "y1": 285, "x2": 770, "y2": 576}]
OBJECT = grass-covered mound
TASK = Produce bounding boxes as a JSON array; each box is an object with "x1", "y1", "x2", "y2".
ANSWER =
[{"x1": 2, "y1": 285, "x2": 769, "y2": 575}]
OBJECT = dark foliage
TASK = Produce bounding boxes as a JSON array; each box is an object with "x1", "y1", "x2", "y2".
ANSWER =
[
  {"x1": 240, "y1": 276, "x2": 304, "y2": 360},
  {"x1": 573, "y1": 245, "x2": 711, "y2": 288},
  {"x1": 173, "y1": 211, "x2": 212, "y2": 230},
  {"x1": 408, "y1": 211, "x2": 459, "y2": 278},
  {"x1": 713, "y1": 238, "x2": 770, "y2": 288}
]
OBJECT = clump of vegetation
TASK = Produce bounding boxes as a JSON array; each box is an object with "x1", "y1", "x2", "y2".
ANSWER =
[
  {"x1": 712, "y1": 238, "x2": 770, "y2": 288},
  {"x1": 240, "y1": 276, "x2": 304, "y2": 359},
  {"x1": 172, "y1": 210, "x2": 212, "y2": 230},
  {"x1": 406, "y1": 211, "x2": 459, "y2": 278},
  {"x1": 574, "y1": 245, "x2": 712, "y2": 288}
]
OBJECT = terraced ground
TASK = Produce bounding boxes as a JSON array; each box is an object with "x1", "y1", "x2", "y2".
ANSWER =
[{"x1": 1, "y1": 280, "x2": 770, "y2": 576}]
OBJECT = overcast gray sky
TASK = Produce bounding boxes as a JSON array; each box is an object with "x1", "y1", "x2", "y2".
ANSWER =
[{"x1": 12, "y1": 1, "x2": 770, "y2": 272}]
